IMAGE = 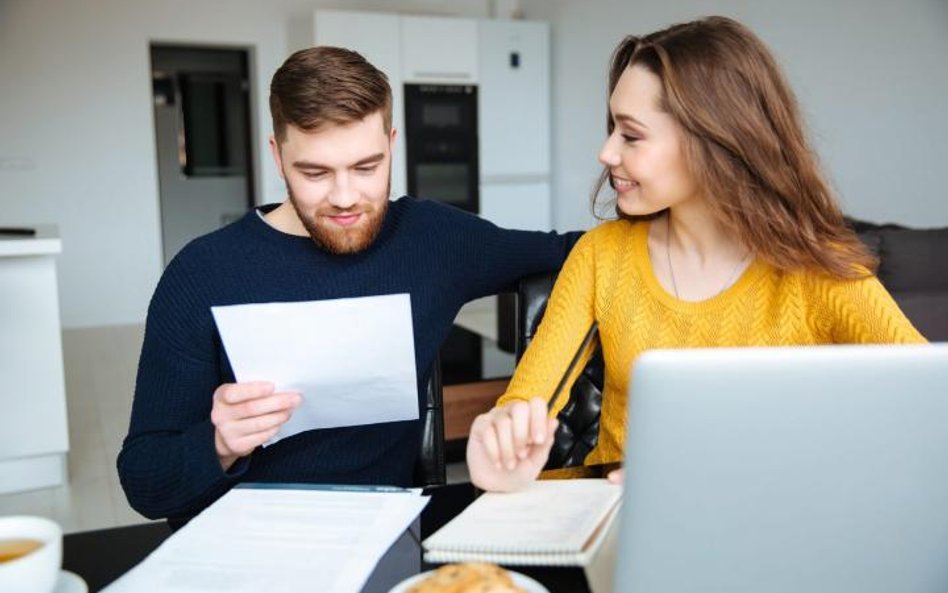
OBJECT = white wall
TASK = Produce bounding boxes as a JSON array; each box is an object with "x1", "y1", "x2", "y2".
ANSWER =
[
  {"x1": 0, "y1": 0, "x2": 491, "y2": 328},
  {"x1": 4, "y1": 0, "x2": 946, "y2": 327},
  {"x1": 521, "y1": 0, "x2": 948, "y2": 231}
]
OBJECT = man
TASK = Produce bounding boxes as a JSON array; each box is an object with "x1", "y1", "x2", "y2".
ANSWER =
[{"x1": 117, "y1": 46, "x2": 579, "y2": 526}]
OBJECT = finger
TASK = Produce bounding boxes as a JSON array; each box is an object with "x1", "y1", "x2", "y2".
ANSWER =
[
  {"x1": 231, "y1": 425, "x2": 282, "y2": 456},
  {"x1": 473, "y1": 418, "x2": 502, "y2": 470},
  {"x1": 508, "y1": 402, "x2": 531, "y2": 459},
  {"x1": 528, "y1": 397, "x2": 549, "y2": 445},
  {"x1": 526, "y1": 418, "x2": 559, "y2": 467},
  {"x1": 216, "y1": 420, "x2": 275, "y2": 458},
  {"x1": 283, "y1": 392, "x2": 303, "y2": 408},
  {"x1": 216, "y1": 381, "x2": 276, "y2": 405},
  {"x1": 607, "y1": 468, "x2": 625, "y2": 485},
  {"x1": 235, "y1": 391, "x2": 301, "y2": 420},
  {"x1": 230, "y1": 409, "x2": 293, "y2": 437},
  {"x1": 494, "y1": 414, "x2": 518, "y2": 471}
]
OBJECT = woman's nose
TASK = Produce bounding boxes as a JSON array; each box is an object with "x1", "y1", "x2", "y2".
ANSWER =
[{"x1": 598, "y1": 132, "x2": 621, "y2": 167}]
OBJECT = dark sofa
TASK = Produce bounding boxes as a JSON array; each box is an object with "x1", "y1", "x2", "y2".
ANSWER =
[{"x1": 849, "y1": 219, "x2": 948, "y2": 342}]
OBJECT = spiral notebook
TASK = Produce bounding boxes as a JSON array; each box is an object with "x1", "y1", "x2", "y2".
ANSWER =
[{"x1": 423, "y1": 479, "x2": 622, "y2": 566}]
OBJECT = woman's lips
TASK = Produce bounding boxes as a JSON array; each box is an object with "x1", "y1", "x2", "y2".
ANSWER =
[{"x1": 612, "y1": 175, "x2": 638, "y2": 193}]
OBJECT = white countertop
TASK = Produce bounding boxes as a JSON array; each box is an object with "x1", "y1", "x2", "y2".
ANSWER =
[
  {"x1": 0, "y1": 225, "x2": 61, "y2": 256},
  {"x1": 454, "y1": 296, "x2": 498, "y2": 341}
]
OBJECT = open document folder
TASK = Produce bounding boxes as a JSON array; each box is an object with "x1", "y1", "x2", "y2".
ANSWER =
[
  {"x1": 211, "y1": 294, "x2": 419, "y2": 445},
  {"x1": 103, "y1": 484, "x2": 430, "y2": 593}
]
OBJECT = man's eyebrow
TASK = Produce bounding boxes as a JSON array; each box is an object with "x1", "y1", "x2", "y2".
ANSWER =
[
  {"x1": 613, "y1": 113, "x2": 649, "y2": 129},
  {"x1": 291, "y1": 153, "x2": 385, "y2": 170},
  {"x1": 353, "y1": 153, "x2": 385, "y2": 167},
  {"x1": 291, "y1": 160, "x2": 326, "y2": 170}
]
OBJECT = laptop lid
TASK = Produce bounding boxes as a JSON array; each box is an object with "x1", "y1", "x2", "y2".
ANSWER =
[{"x1": 613, "y1": 344, "x2": 948, "y2": 593}]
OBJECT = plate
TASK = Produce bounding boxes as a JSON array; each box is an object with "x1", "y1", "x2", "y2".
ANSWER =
[
  {"x1": 387, "y1": 568, "x2": 549, "y2": 593},
  {"x1": 53, "y1": 570, "x2": 88, "y2": 593}
]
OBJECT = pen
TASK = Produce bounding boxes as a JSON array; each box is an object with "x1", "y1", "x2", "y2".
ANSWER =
[{"x1": 547, "y1": 322, "x2": 599, "y2": 414}]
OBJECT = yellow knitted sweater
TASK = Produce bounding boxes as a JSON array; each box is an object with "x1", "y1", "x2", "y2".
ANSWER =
[{"x1": 497, "y1": 219, "x2": 927, "y2": 467}]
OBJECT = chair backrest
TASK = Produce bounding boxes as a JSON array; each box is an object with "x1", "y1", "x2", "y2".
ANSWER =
[
  {"x1": 414, "y1": 355, "x2": 446, "y2": 487},
  {"x1": 517, "y1": 272, "x2": 604, "y2": 469}
]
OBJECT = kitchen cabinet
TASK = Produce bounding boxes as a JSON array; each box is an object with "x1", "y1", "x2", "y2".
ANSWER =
[
  {"x1": 400, "y1": 16, "x2": 478, "y2": 83},
  {"x1": 478, "y1": 19, "x2": 550, "y2": 178},
  {"x1": 0, "y1": 226, "x2": 69, "y2": 494},
  {"x1": 477, "y1": 19, "x2": 551, "y2": 230},
  {"x1": 480, "y1": 180, "x2": 552, "y2": 232}
]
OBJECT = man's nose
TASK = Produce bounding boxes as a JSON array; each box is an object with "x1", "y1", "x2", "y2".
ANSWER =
[{"x1": 327, "y1": 174, "x2": 358, "y2": 209}]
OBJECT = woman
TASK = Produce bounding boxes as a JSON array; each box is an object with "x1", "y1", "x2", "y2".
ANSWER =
[{"x1": 467, "y1": 16, "x2": 926, "y2": 493}]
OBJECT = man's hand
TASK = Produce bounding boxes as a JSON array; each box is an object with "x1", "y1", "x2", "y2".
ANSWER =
[
  {"x1": 466, "y1": 397, "x2": 557, "y2": 492},
  {"x1": 210, "y1": 381, "x2": 302, "y2": 471}
]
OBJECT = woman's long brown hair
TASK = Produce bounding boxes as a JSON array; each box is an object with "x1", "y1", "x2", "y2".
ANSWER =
[{"x1": 593, "y1": 16, "x2": 876, "y2": 278}]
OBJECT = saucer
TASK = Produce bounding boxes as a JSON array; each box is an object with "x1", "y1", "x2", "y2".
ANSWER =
[
  {"x1": 388, "y1": 568, "x2": 549, "y2": 593},
  {"x1": 53, "y1": 570, "x2": 87, "y2": 593}
]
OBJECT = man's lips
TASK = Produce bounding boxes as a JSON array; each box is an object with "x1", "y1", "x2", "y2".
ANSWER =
[{"x1": 326, "y1": 212, "x2": 363, "y2": 227}]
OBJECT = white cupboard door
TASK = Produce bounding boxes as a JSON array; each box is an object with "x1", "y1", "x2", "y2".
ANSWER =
[
  {"x1": 0, "y1": 256, "x2": 68, "y2": 459},
  {"x1": 313, "y1": 9, "x2": 407, "y2": 198},
  {"x1": 480, "y1": 181, "x2": 551, "y2": 232},
  {"x1": 401, "y1": 16, "x2": 478, "y2": 83},
  {"x1": 478, "y1": 20, "x2": 550, "y2": 178}
]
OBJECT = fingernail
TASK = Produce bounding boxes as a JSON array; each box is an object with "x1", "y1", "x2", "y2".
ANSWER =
[{"x1": 517, "y1": 449, "x2": 528, "y2": 460}]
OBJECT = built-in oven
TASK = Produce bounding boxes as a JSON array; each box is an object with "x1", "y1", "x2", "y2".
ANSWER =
[{"x1": 404, "y1": 84, "x2": 479, "y2": 213}]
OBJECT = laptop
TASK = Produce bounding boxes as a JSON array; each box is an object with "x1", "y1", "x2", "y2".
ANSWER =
[{"x1": 613, "y1": 344, "x2": 948, "y2": 593}]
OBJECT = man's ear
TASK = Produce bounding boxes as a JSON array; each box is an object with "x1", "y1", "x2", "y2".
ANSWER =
[
  {"x1": 389, "y1": 127, "x2": 397, "y2": 148},
  {"x1": 269, "y1": 135, "x2": 285, "y2": 179}
]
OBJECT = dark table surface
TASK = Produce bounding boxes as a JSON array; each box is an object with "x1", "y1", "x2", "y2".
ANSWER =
[{"x1": 63, "y1": 482, "x2": 591, "y2": 593}]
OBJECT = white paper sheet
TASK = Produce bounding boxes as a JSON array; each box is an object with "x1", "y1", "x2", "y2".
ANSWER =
[
  {"x1": 210, "y1": 294, "x2": 419, "y2": 445},
  {"x1": 103, "y1": 486, "x2": 430, "y2": 593}
]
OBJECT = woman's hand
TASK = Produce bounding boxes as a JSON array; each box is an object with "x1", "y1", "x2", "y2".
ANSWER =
[{"x1": 466, "y1": 397, "x2": 557, "y2": 492}]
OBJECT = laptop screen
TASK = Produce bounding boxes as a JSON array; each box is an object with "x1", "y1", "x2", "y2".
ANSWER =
[{"x1": 613, "y1": 344, "x2": 948, "y2": 593}]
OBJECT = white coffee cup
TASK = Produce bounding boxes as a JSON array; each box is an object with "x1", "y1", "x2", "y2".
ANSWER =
[{"x1": 0, "y1": 515, "x2": 62, "y2": 593}]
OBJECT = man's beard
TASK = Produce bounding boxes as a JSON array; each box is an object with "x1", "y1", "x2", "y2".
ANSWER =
[{"x1": 287, "y1": 181, "x2": 390, "y2": 255}]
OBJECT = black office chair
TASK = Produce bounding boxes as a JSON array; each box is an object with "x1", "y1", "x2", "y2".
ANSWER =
[
  {"x1": 414, "y1": 356, "x2": 446, "y2": 487},
  {"x1": 516, "y1": 272, "x2": 605, "y2": 470}
]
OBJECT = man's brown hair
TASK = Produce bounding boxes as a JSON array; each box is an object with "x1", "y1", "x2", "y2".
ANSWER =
[
  {"x1": 269, "y1": 46, "x2": 392, "y2": 144},
  {"x1": 594, "y1": 16, "x2": 876, "y2": 278}
]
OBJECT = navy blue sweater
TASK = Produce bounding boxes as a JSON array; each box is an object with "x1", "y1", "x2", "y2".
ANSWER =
[{"x1": 118, "y1": 197, "x2": 578, "y2": 522}]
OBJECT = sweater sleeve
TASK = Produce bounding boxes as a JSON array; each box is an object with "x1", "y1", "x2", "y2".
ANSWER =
[
  {"x1": 116, "y1": 259, "x2": 246, "y2": 521},
  {"x1": 811, "y1": 274, "x2": 928, "y2": 344},
  {"x1": 432, "y1": 202, "x2": 581, "y2": 301},
  {"x1": 497, "y1": 230, "x2": 599, "y2": 415}
]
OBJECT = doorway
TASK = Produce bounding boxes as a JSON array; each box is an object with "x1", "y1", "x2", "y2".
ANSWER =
[{"x1": 150, "y1": 45, "x2": 255, "y2": 266}]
